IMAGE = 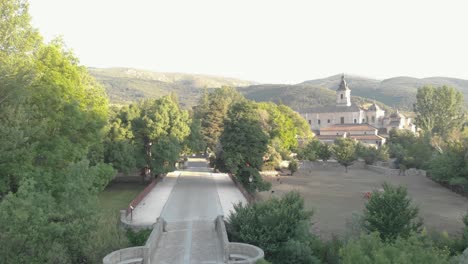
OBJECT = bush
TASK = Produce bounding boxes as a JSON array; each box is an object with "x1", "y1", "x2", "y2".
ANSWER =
[
  {"x1": 226, "y1": 191, "x2": 318, "y2": 263},
  {"x1": 340, "y1": 233, "x2": 452, "y2": 264},
  {"x1": 126, "y1": 228, "x2": 152, "y2": 246},
  {"x1": 288, "y1": 159, "x2": 298, "y2": 175},
  {"x1": 363, "y1": 183, "x2": 423, "y2": 241}
]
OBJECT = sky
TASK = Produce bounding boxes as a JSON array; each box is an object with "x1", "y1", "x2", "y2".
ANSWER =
[{"x1": 29, "y1": 0, "x2": 468, "y2": 84}]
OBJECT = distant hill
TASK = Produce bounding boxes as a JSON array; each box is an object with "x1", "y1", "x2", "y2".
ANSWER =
[
  {"x1": 89, "y1": 68, "x2": 468, "y2": 111},
  {"x1": 89, "y1": 67, "x2": 256, "y2": 108},
  {"x1": 301, "y1": 74, "x2": 468, "y2": 110}
]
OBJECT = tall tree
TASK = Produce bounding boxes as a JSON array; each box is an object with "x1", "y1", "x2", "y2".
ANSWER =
[
  {"x1": 199, "y1": 87, "x2": 243, "y2": 151},
  {"x1": 132, "y1": 96, "x2": 190, "y2": 176},
  {"x1": 332, "y1": 138, "x2": 357, "y2": 172},
  {"x1": 414, "y1": 86, "x2": 465, "y2": 136}
]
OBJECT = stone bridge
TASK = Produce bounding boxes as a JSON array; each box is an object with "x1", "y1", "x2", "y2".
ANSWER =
[{"x1": 103, "y1": 158, "x2": 264, "y2": 264}]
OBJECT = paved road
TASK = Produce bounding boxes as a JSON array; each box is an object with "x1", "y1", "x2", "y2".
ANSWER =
[{"x1": 137, "y1": 158, "x2": 246, "y2": 264}]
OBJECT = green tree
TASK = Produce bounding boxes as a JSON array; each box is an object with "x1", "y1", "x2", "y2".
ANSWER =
[
  {"x1": 220, "y1": 101, "x2": 270, "y2": 192},
  {"x1": 317, "y1": 143, "x2": 332, "y2": 161},
  {"x1": 227, "y1": 191, "x2": 319, "y2": 263},
  {"x1": 340, "y1": 233, "x2": 451, "y2": 264},
  {"x1": 132, "y1": 96, "x2": 190, "y2": 176},
  {"x1": 363, "y1": 183, "x2": 423, "y2": 241},
  {"x1": 199, "y1": 86, "x2": 243, "y2": 151},
  {"x1": 414, "y1": 86, "x2": 465, "y2": 136},
  {"x1": 289, "y1": 159, "x2": 298, "y2": 176},
  {"x1": 332, "y1": 138, "x2": 357, "y2": 172},
  {"x1": 186, "y1": 117, "x2": 206, "y2": 154}
]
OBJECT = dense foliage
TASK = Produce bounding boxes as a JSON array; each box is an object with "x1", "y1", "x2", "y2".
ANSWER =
[
  {"x1": 227, "y1": 192, "x2": 320, "y2": 263},
  {"x1": 363, "y1": 183, "x2": 423, "y2": 241},
  {"x1": 414, "y1": 86, "x2": 465, "y2": 137},
  {"x1": 340, "y1": 232, "x2": 452, "y2": 264},
  {"x1": 332, "y1": 138, "x2": 357, "y2": 172}
]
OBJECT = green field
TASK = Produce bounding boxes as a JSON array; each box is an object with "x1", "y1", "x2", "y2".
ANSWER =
[{"x1": 98, "y1": 182, "x2": 146, "y2": 213}]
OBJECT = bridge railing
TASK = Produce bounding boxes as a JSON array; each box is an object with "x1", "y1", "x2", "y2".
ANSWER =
[
  {"x1": 103, "y1": 217, "x2": 166, "y2": 264},
  {"x1": 214, "y1": 215, "x2": 265, "y2": 264}
]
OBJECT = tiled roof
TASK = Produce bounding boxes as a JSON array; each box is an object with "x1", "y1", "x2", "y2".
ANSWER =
[
  {"x1": 320, "y1": 124, "x2": 378, "y2": 132},
  {"x1": 350, "y1": 135, "x2": 385, "y2": 140}
]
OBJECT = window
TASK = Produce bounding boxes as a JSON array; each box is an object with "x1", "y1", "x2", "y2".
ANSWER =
[
  {"x1": 341, "y1": 94, "x2": 343, "y2": 99},
  {"x1": 362, "y1": 118, "x2": 365, "y2": 123},
  {"x1": 353, "y1": 119, "x2": 357, "y2": 124},
  {"x1": 308, "y1": 120, "x2": 311, "y2": 125},
  {"x1": 318, "y1": 119, "x2": 321, "y2": 125},
  {"x1": 337, "y1": 133, "x2": 339, "y2": 135},
  {"x1": 327, "y1": 119, "x2": 330, "y2": 123},
  {"x1": 364, "y1": 132, "x2": 367, "y2": 134},
  {"x1": 371, "y1": 116, "x2": 375, "y2": 123},
  {"x1": 340, "y1": 117, "x2": 344, "y2": 124}
]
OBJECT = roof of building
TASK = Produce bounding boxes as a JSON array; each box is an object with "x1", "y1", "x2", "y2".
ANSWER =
[
  {"x1": 350, "y1": 134, "x2": 386, "y2": 140},
  {"x1": 316, "y1": 134, "x2": 385, "y2": 142},
  {"x1": 301, "y1": 104, "x2": 362, "y2": 113},
  {"x1": 337, "y1": 74, "x2": 350, "y2": 91},
  {"x1": 320, "y1": 124, "x2": 378, "y2": 132},
  {"x1": 389, "y1": 110, "x2": 405, "y2": 119},
  {"x1": 367, "y1": 103, "x2": 381, "y2": 111}
]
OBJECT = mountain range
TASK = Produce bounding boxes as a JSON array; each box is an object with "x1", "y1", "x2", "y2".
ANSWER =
[{"x1": 89, "y1": 67, "x2": 468, "y2": 111}]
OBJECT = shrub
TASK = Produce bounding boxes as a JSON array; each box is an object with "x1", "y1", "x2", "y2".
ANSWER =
[
  {"x1": 126, "y1": 228, "x2": 152, "y2": 246},
  {"x1": 317, "y1": 143, "x2": 332, "y2": 161},
  {"x1": 288, "y1": 159, "x2": 298, "y2": 175},
  {"x1": 340, "y1": 233, "x2": 452, "y2": 264},
  {"x1": 226, "y1": 191, "x2": 317, "y2": 263},
  {"x1": 363, "y1": 183, "x2": 423, "y2": 241}
]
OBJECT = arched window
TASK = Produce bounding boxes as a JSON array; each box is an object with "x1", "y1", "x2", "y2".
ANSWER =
[{"x1": 353, "y1": 119, "x2": 357, "y2": 124}]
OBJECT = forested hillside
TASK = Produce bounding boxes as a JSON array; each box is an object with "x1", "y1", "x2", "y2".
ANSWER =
[
  {"x1": 91, "y1": 68, "x2": 468, "y2": 111},
  {"x1": 301, "y1": 74, "x2": 468, "y2": 109},
  {"x1": 89, "y1": 67, "x2": 255, "y2": 107}
]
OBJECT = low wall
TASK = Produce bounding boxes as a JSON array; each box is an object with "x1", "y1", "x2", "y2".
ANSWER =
[
  {"x1": 228, "y1": 173, "x2": 256, "y2": 203},
  {"x1": 228, "y1": 243, "x2": 265, "y2": 264},
  {"x1": 366, "y1": 165, "x2": 426, "y2": 177},
  {"x1": 144, "y1": 218, "x2": 166, "y2": 264},
  {"x1": 126, "y1": 178, "x2": 159, "y2": 217},
  {"x1": 299, "y1": 160, "x2": 366, "y2": 170},
  {"x1": 104, "y1": 218, "x2": 166, "y2": 264},
  {"x1": 215, "y1": 216, "x2": 229, "y2": 263},
  {"x1": 102, "y1": 247, "x2": 146, "y2": 264}
]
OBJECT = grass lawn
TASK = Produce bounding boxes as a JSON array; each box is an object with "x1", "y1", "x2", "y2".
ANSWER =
[{"x1": 98, "y1": 182, "x2": 147, "y2": 213}]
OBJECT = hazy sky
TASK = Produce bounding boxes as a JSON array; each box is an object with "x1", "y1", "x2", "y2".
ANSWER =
[{"x1": 29, "y1": 0, "x2": 468, "y2": 84}]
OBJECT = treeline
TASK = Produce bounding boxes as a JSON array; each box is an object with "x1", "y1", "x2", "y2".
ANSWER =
[
  {"x1": 0, "y1": 0, "x2": 121, "y2": 262},
  {"x1": 192, "y1": 87, "x2": 313, "y2": 192},
  {"x1": 0, "y1": 1, "x2": 196, "y2": 262},
  {"x1": 104, "y1": 95, "x2": 190, "y2": 177},
  {"x1": 386, "y1": 86, "x2": 468, "y2": 194}
]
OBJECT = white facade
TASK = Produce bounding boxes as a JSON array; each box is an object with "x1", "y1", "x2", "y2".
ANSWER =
[{"x1": 299, "y1": 74, "x2": 415, "y2": 146}]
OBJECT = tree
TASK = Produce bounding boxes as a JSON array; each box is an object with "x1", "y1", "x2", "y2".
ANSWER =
[
  {"x1": 414, "y1": 86, "x2": 465, "y2": 136},
  {"x1": 199, "y1": 87, "x2": 243, "y2": 151},
  {"x1": 220, "y1": 101, "x2": 270, "y2": 192},
  {"x1": 185, "y1": 118, "x2": 206, "y2": 154},
  {"x1": 363, "y1": 183, "x2": 423, "y2": 241},
  {"x1": 132, "y1": 96, "x2": 190, "y2": 177},
  {"x1": 317, "y1": 143, "x2": 332, "y2": 161},
  {"x1": 332, "y1": 138, "x2": 357, "y2": 172},
  {"x1": 340, "y1": 233, "x2": 451, "y2": 264},
  {"x1": 226, "y1": 191, "x2": 319, "y2": 263},
  {"x1": 288, "y1": 159, "x2": 298, "y2": 176}
]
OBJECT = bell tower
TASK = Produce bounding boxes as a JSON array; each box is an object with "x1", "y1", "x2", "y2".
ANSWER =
[{"x1": 336, "y1": 74, "x2": 351, "y2": 106}]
